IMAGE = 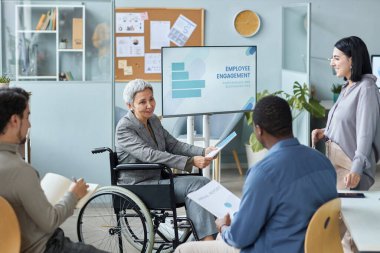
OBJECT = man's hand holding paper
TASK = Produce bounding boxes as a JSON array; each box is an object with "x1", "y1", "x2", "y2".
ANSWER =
[{"x1": 187, "y1": 180, "x2": 241, "y2": 218}]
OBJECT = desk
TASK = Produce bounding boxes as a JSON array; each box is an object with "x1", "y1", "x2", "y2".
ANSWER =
[{"x1": 340, "y1": 191, "x2": 380, "y2": 252}]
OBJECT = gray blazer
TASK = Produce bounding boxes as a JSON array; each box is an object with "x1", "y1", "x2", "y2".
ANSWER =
[{"x1": 115, "y1": 110, "x2": 204, "y2": 184}]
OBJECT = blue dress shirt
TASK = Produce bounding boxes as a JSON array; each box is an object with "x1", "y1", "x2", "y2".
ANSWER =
[{"x1": 222, "y1": 138, "x2": 338, "y2": 253}]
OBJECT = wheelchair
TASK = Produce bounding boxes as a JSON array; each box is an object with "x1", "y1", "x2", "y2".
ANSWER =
[{"x1": 76, "y1": 147, "x2": 201, "y2": 253}]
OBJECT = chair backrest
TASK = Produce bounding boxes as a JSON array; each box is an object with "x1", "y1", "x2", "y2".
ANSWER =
[
  {"x1": 304, "y1": 198, "x2": 343, "y2": 253},
  {"x1": 115, "y1": 106, "x2": 128, "y2": 127},
  {"x1": 0, "y1": 196, "x2": 21, "y2": 253}
]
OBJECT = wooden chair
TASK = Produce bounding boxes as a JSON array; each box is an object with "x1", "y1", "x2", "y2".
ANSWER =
[
  {"x1": 0, "y1": 196, "x2": 21, "y2": 253},
  {"x1": 304, "y1": 198, "x2": 343, "y2": 253}
]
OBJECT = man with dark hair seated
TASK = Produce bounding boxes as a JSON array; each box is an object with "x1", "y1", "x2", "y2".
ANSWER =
[
  {"x1": 0, "y1": 87, "x2": 107, "y2": 253},
  {"x1": 175, "y1": 95, "x2": 338, "y2": 253}
]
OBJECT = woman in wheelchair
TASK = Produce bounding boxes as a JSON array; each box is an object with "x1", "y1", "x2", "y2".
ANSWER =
[{"x1": 115, "y1": 79, "x2": 218, "y2": 241}]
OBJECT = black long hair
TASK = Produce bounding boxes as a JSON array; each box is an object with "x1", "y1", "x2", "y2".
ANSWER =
[{"x1": 334, "y1": 36, "x2": 372, "y2": 82}]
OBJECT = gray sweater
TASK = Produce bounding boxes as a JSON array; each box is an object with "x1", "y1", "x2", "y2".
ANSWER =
[
  {"x1": 325, "y1": 74, "x2": 380, "y2": 182},
  {"x1": 0, "y1": 142, "x2": 77, "y2": 253}
]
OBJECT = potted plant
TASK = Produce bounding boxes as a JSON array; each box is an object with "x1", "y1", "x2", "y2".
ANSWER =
[
  {"x1": 0, "y1": 74, "x2": 11, "y2": 88},
  {"x1": 244, "y1": 90, "x2": 269, "y2": 166},
  {"x1": 331, "y1": 83, "x2": 343, "y2": 102},
  {"x1": 59, "y1": 38, "x2": 68, "y2": 49},
  {"x1": 245, "y1": 82, "x2": 325, "y2": 168}
]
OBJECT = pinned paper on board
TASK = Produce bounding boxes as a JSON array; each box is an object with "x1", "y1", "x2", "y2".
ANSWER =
[
  {"x1": 114, "y1": 8, "x2": 204, "y2": 81},
  {"x1": 124, "y1": 66, "x2": 133, "y2": 76},
  {"x1": 118, "y1": 59, "x2": 127, "y2": 69},
  {"x1": 116, "y1": 36, "x2": 145, "y2": 57},
  {"x1": 168, "y1": 14, "x2": 197, "y2": 46},
  {"x1": 144, "y1": 53, "x2": 161, "y2": 73},
  {"x1": 140, "y1": 12, "x2": 149, "y2": 21},
  {"x1": 116, "y1": 12, "x2": 144, "y2": 33},
  {"x1": 150, "y1": 21, "x2": 170, "y2": 50}
]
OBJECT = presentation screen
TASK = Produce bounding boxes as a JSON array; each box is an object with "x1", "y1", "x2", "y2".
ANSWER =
[{"x1": 161, "y1": 46, "x2": 257, "y2": 117}]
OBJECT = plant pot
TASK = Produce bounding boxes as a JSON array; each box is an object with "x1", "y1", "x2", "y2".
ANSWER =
[
  {"x1": 59, "y1": 41, "x2": 67, "y2": 49},
  {"x1": 245, "y1": 144, "x2": 267, "y2": 169},
  {"x1": 333, "y1": 93, "x2": 339, "y2": 102},
  {"x1": 0, "y1": 83, "x2": 10, "y2": 88}
]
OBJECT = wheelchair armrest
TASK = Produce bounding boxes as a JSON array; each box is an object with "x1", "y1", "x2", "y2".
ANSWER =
[
  {"x1": 115, "y1": 163, "x2": 173, "y2": 177},
  {"x1": 91, "y1": 147, "x2": 112, "y2": 154},
  {"x1": 175, "y1": 171, "x2": 203, "y2": 177}
]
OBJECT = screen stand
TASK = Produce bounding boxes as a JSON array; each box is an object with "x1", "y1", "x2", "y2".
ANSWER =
[
  {"x1": 186, "y1": 115, "x2": 212, "y2": 179},
  {"x1": 186, "y1": 116, "x2": 194, "y2": 145},
  {"x1": 202, "y1": 115, "x2": 211, "y2": 178}
]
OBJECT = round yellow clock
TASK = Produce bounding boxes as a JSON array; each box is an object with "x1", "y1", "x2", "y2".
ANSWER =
[{"x1": 234, "y1": 10, "x2": 261, "y2": 37}]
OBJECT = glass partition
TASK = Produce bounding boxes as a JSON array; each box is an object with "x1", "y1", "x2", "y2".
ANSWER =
[
  {"x1": 281, "y1": 3, "x2": 311, "y2": 146},
  {"x1": 1, "y1": 0, "x2": 113, "y2": 82}
]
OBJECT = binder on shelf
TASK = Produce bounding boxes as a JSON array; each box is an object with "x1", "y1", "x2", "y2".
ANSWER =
[
  {"x1": 72, "y1": 18, "x2": 83, "y2": 49},
  {"x1": 65, "y1": 71, "x2": 74, "y2": 81},
  {"x1": 40, "y1": 10, "x2": 51, "y2": 30},
  {"x1": 35, "y1": 14, "x2": 46, "y2": 30},
  {"x1": 52, "y1": 9, "x2": 57, "y2": 30}
]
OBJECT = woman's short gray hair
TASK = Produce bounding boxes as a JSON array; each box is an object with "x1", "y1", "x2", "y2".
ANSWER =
[{"x1": 123, "y1": 79, "x2": 153, "y2": 105}]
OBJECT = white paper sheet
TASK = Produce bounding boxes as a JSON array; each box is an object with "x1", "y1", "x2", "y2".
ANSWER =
[
  {"x1": 144, "y1": 53, "x2": 161, "y2": 73},
  {"x1": 187, "y1": 180, "x2": 241, "y2": 218},
  {"x1": 118, "y1": 59, "x2": 127, "y2": 69},
  {"x1": 150, "y1": 21, "x2": 170, "y2": 50},
  {"x1": 116, "y1": 36, "x2": 145, "y2": 57},
  {"x1": 116, "y1": 13, "x2": 144, "y2": 33},
  {"x1": 206, "y1": 131, "x2": 237, "y2": 158},
  {"x1": 168, "y1": 14, "x2": 197, "y2": 46},
  {"x1": 41, "y1": 173, "x2": 99, "y2": 209}
]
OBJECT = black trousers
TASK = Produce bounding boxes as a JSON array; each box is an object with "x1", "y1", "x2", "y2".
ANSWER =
[{"x1": 44, "y1": 228, "x2": 109, "y2": 253}]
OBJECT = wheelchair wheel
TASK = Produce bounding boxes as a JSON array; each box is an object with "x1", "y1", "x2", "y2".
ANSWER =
[{"x1": 77, "y1": 186, "x2": 154, "y2": 253}]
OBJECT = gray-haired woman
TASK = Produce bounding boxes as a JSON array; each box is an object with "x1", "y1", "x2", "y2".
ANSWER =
[{"x1": 115, "y1": 79, "x2": 217, "y2": 241}]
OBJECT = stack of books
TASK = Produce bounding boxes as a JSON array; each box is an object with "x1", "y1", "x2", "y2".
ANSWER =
[
  {"x1": 35, "y1": 8, "x2": 56, "y2": 31},
  {"x1": 65, "y1": 71, "x2": 74, "y2": 81}
]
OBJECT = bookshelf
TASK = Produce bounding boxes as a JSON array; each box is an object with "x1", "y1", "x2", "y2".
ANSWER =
[{"x1": 15, "y1": 4, "x2": 85, "y2": 81}]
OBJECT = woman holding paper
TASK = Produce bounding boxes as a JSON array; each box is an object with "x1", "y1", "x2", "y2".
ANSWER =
[{"x1": 115, "y1": 79, "x2": 217, "y2": 241}]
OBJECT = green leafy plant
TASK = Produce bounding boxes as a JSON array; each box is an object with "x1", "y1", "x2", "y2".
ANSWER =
[
  {"x1": 0, "y1": 74, "x2": 11, "y2": 83},
  {"x1": 331, "y1": 83, "x2": 343, "y2": 94},
  {"x1": 245, "y1": 90, "x2": 270, "y2": 152},
  {"x1": 245, "y1": 82, "x2": 325, "y2": 152}
]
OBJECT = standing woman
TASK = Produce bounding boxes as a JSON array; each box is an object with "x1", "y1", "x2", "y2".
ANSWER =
[{"x1": 312, "y1": 36, "x2": 380, "y2": 191}]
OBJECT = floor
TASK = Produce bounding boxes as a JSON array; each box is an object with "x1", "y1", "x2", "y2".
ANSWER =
[
  {"x1": 60, "y1": 168, "x2": 246, "y2": 249},
  {"x1": 61, "y1": 166, "x2": 380, "y2": 251}
]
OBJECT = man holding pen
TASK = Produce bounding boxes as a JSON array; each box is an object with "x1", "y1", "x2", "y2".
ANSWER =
[{"x1": 0, "y1": 87, "x2": 107, "y2": 253}]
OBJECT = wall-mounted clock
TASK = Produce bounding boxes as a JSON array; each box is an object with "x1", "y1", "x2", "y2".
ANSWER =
[{"x1": 234, "y1": 10, "x2": 261, "y2": 37}]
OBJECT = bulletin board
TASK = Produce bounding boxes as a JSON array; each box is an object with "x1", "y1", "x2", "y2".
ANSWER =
[{"x1": 114, "y1": 8, "x2": 204, "y2": 82}]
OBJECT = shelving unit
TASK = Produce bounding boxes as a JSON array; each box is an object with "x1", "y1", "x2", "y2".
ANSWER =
[{"x1": 15, "y1": 4, "x2": 85, "y2": 81}]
